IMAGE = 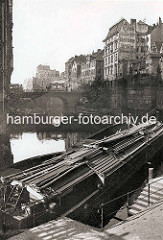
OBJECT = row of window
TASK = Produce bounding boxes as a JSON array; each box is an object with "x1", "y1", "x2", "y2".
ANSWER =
[
  {"x1": 106, "y1": 34, "x2": 119, "y2": 44},
  {"x1": 83, "y1": 61, "x2": 96, "y2": 69},
  {"x1": 105, "y1": 41, "x2": 119, "y2": 55},
  {"x1": 81, "y1": 69, "x2": 96, "y2": 76},
  {"x1": 104, "y1": 64, "x2": 118, "y2": 76},
  {"x1": 104, "y1": 53, "x2": 118, "y2": 65}
]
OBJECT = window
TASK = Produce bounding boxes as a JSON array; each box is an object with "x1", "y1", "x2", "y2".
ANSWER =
[
  {"x1": 115, "y1": 64, "x2": 118, "y2": 75},
  {"x1": 141, "y1": 46, "x2": 144, "y2": 52},
  {"x1": 115, "y1": 41, "x2": 118, "y2": 50},
  {"x1": 111, "y1": 55, "x2": 113, "y2": 63},
  {"x1": 115, "y1": 53, "x2": 118, "y2": 62},
  {"x1": 110, "y1": 44, "x2": 113, "y2": 53},
  {"x1": 110, "y1": 66, "x2": 113, "y2": 75}
]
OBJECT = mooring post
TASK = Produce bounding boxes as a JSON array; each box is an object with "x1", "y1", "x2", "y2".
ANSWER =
[
  {"x1": 148, "y1": 183, "x2": 150, "y2": 206},
  {"x1": 33, "y1": 202, "x2": 36, "y2": 227},
  {"x1": 148, "y1": 168, "x2": 154, "y2": 181},
  {"x1": 126, "y1": 192, "x2": 129, "y2": 217},
  {"x1": 101, "y1": 203, "x2": 104, "y2": 231}
]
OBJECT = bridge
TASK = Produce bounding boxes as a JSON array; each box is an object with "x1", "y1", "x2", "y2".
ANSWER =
[{"x1": 7, "y1": 91, "x2": 83, "y2": 114}]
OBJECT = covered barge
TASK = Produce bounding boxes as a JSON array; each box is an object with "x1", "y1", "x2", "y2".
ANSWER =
[{"x1": 1, "y1": 121, "x2": 163, "y2": 228}]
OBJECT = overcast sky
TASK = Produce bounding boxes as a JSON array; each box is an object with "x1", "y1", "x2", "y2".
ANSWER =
[{"x1": 12, "y1": 0, "x2": 163, "y2": 84}]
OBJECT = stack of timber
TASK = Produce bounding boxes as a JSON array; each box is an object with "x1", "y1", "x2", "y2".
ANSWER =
[{"x1": 1, "y1": 121, "x2": 163, "y2": 229}]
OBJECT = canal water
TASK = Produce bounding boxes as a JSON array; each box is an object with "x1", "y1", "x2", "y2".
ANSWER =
[{"x1": 0, "y1": 122, "x2": 104, "y2": 168}]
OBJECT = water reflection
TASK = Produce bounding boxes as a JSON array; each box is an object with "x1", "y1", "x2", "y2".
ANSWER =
[
  {"x1": 9, "y1": 130, "x2": 96, "y2": 163},
  {"x1": 107, "y1": 78, "x2": 158, "y2": 118},
  {"x1": 10, "y1": 132, "x2": 65, "y2": 163}
]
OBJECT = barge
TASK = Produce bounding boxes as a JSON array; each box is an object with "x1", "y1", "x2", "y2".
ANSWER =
[{"x1": 1, "y1": 121, "x2": 163, "y2": 229}]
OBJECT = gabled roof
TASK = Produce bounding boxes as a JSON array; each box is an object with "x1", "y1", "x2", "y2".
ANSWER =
[
  {"x1": 85, "y1": 49, "x2": 104, "y2": 63},
  {"x1": 91, "y1": 49, "x2": 102, "y2": 58},
  {"x1": 94, "y1": 49, "x2": 104, "y2": 61},
  {"x1": 103, "y1": 18, "x2": 127, "y2": 42}
]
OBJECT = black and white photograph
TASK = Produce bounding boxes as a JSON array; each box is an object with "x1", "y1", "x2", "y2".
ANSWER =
[{"x1": 0, "y1": 0, "x2": 163, "y2": 239}]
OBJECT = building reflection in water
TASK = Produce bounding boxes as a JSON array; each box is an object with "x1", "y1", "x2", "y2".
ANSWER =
[
  {"x1": 10, "y1": 132, "x2": 65, "y2": 163},
  {"x1": 108, "y1": 77, "x2": 160, "y2": 120},
  {"x1": 8, "y1": 129, "x2": 93, "y2": 163}
]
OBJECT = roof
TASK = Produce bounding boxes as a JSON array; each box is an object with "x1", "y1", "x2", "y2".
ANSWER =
[
  {"x1": 74, "y1": 55, "x2": 86, "y2": 64},
  {"x1": 151, "y1": 23, "x2": 163, "y2": 48},
  {"x1": 137, "y1": 20, "x2": 148, "y2": 26},
  {"x1": 65, "y1": 57, "x2": 74, "y2": 64},
  {"x1": 103, "y1": 18, "x2": 127, "y2": 42},
  {"x1": 95, "y1": 49, "x2": 104, "y2": 61},
  {"x1": 91, "y1": 49, "x2": 104, "y2": 61}
]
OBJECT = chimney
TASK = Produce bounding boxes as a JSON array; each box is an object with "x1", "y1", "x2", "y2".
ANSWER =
[
  {"x1": 159, "y1": 17, "x2": 162, "y2": 26},
  {"x1": 130, "y1": 19, "x2": 136, "y2": 25}
]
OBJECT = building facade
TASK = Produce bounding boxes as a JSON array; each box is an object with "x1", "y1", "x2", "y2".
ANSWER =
[
  {"x1": 10, "y1": 83, "x2": 23, "y2": 94},
  {"x1": 103, "y1": 18, "x2": 136, "y2": 81},
  {"x1": 81, "y1": 49, "x2": 104, "y2": 84},
  {"x1": 65, "y1": 55, "x2": 86, "y2": 90},
  {"x1": 23, "y1": 78, "x2": 33, "y2": 92},
  {"x1": 0, "y1": 0, "x2": 13, "y2": 93},
  {"x1": 134, "y1": 20, "x2": 150, "y2": 74},
  {"x1": 65, "y1": 57, "x2": 75, "y2": 90},
  {"x1": 33, "y1": 65, "x2": 60, "y2": 90},
  {"x1": 71, "y1": 55, "x2": 86, "y2": 89},
  {"x1": 146, "y1": 18, "x2": 163, "y2": 76},
  {"x1": 103, "y1": 17, "x2": 163, "y2": 81}
]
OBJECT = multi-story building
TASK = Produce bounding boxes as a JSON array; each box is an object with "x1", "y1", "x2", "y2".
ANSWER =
[
  {"x1": 23, "y1": 78, "x2": 33, "y2": 92},
  {"x1": 134, "y1": 20, "x2": 151, "y2": 74},
  {"x1": 103, "y1": 18, "x2": 136, "y2": 81},
  {"x1": 71, "y1": 55, "x2": 86, "y2": 89},
  {"x1": 81, "y1": 49, "x2": 104, "y2": 84},
  {"x1": 65, "y1": 57, "x2": 75, "y2": 90},
  {"x1": 65, "y1": 55, "x2": 86, "y2": 90},
  {"x1": 0, "y1": 0, "x2": 13, "y2": 93},
  {"x1": 146, "y1": 18, "x2": 163, "y2": 76},
  {"x1": 60, "y1": 72, "x2": 66, "y2": 81},
  {"x1": 103, "y1": 17, "x2": 163, "y2": 80},
  {"x1": 33, "y1": 65, "x2": 60, "y2": 90},
  {"x1": 10, "y1": 83, "x2": 23, "y2": 94}
]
